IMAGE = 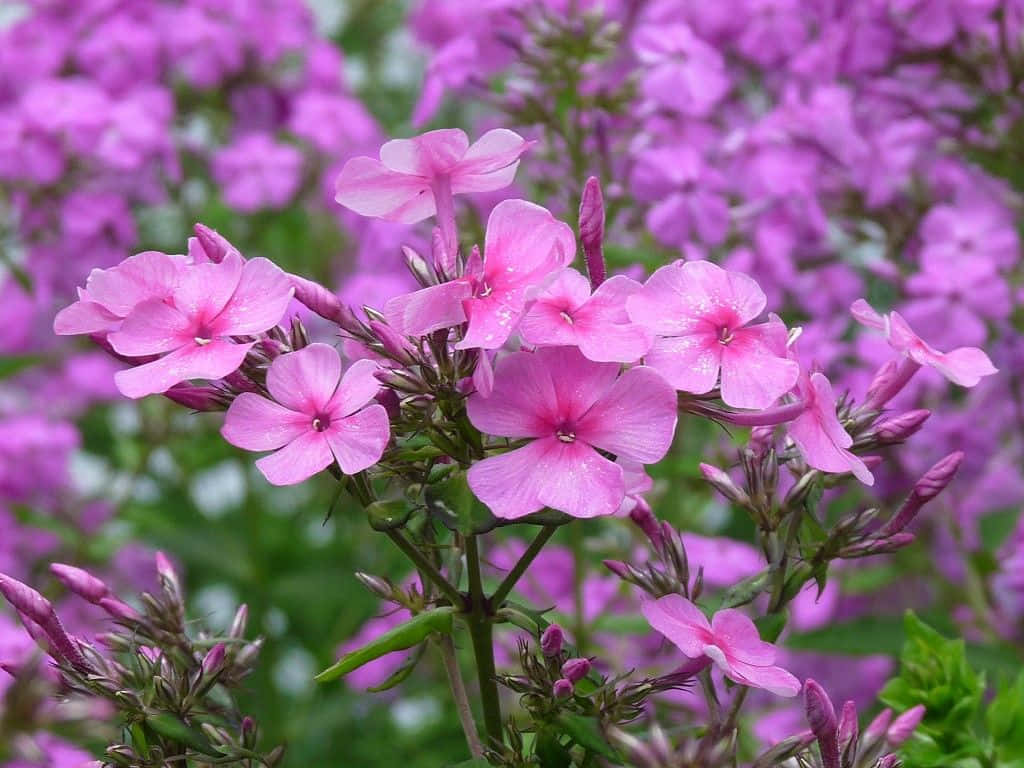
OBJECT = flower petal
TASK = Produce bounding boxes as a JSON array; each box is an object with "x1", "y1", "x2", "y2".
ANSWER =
[
  {"x1": 726, "y1": 660, "x2": 801, "y2": 697},
  {"x1": 328, "y1": 358, "x2": 383, "y2": 418},
  {"x1": 174, "y1": 252, "x2": 245, "y2": 321},
  {"x1": 641, "y1": 594, "x2": 712, "y2": 658},
  {"x1": 255, "y1": 431, "x2": 334, "y2": 486},
  {"x1": 334, "y1": 156, "x2": 434, "y2": 223},
  {"x1": 381, "y1": 129, "x2": 468, "y2": 175},
  {"x1": 384, "y1": 281, "x2": 471, "y2": 337},
  {"x1": 212, "y1": 257, "x2": 294, "y2": 335},
  {"x1": 324, "y1": 404, "x2": 390, "y2": 474},
  {"x1": 719, "y1": 321, "x2": 799, "y2": 410},
  {"x1": 483, "y1": 199, "x2": 576, "y2": 279},
  {"x1": 108, "y1": 299, "x2": 192, "y2": 357},
  {"x1": 643, "y1": 333, "x2": 721, "y2": 394},
  {"x1": 114, "y1": 341, "x2": 253, "y2": 398},
  {"x1": 221, "y1": 393, "x2": 309, "y2": 451},
  {"x1": 710, "y1": 609, "x2": 776, "y2": 665},
  {"x1": 266, "y1": 343, "x2": 342, "y2": 414}
]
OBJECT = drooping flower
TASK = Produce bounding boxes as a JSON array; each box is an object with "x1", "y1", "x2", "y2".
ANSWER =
[
  {"x1": 851, "y1": 299, "x2": 997, "y2": 387},
  {"x1": 466, "y1": 346, "x2": 677, "y2": 519},
  {"x1": 627, "y1": 260, "x2": 799, "y2": 409},
  {"x1": 334, "y1": 128, "x2": 531, "y2": 224},
  {"x1": 642, "y1": 594, "x2": 801, "y2": 697},
  {"x1": 519, "y1": 268, "x2": 652, "y2": 363},
  {"x1": 385, "y1": 199, "x2": 575, "y2": 350},
  {"x1": 788, "y1": 372, "x2": 875, "y2": 485},
  {"x1": 221, "y1": 343, "x2": 389, "y2": 486},
  {"x1": 54, "y1": 250, "x2": 180, "y2": 336},
  {"x1": 108, "y1": 253, "x2": 294, "y2": 398}
]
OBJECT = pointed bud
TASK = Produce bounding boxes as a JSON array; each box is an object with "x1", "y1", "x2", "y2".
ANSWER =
[
  {"x1": 882, "y1": 452, "x2": 963, "y2": 535},
  {"x1": 699, "y1": 463, "x2": 751, "y2": 507},
  {"x1": 431, "y1": 228, "x2": 456, "y2": 279},
  {"x1": 863, "y1": 358, "x2": 921, "y2": 411},
  {"x1": 603, "y1": 559, "x2": 632, "y2": 581},
  {"x1": 865, "y1": 707, "x2": 893, "y2": 744},
  {"x1": 193, "y1": 223, "x2": 239, "y2": 263},
  {"x1": 369, "y1": 321, "x2": 417, "y2": 365},
  {"x1": 873, "y1": 410, "x2": 930, "y2": 443},
  {"x1": 163, "y1": 384, "x2": 230, "y2": 412},
  {"x1": 355, "y1": 572, "x2": 394, "y2": 601},
  {"x1": 403, "y1": 245, "x2": 436, "y2": 287},
  {"x1": 202, "y1": 643, "x2": 227, "y2": 675},
  {"x1": 229, "y1": 604, "x2": 249, "y2": 639},
  {"x1": 98, "y1": 597, "x2": 139, "y2": 621},
  {"x1": 552, "y1": 678, "x2": 574, "y2": 699},
  {"x1": 838, "y1": 700, "x2": 859, "y2": 754},
  {"x1": 887, "y1": 704, "x2": 925, "y2": 746},
  {"x1": 748, "y1": 425, "x2": 775, "y2": 458},
  {"x1": 804, "y1": 679, "x2": 840, "y2": 768},
  {"x1": 155, "y1": 552, "x2": 181, "y2": 597},
  {"x1": 0, "y1": 574, "x2": 91, "y2": 672},
  {"x1": 50, "y1": 563, "x2": 110, "y2": 604},
  {"x1": 579, "y1": 176, "x2": 606, "y2": 287},
  {"x1": 561, "y1": 657, "x2": 591, "y2": 683},
  {"x1": 840, "y1": 532, "x2": 915, "y2": 558},
  {"x1": 287, "y1": 273, "x2": 345, "y2": 324},
  {"x1": 629, "y1": 501, "x2": 663, "y2": 550},
  {"x1": 876, "y1": 755, "x2": 902, "y2": 768},
  {"x1": 540, "y1": 624, "x2": 565, "y2": 657}
]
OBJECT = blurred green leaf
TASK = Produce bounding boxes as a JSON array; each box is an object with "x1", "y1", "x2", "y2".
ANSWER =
[
  {"x1": 0, "y1": 354, "x2": 42, "y2": 380},
  {"x1": 556, "y1": 713, "x2": 621, "y2": 762}
]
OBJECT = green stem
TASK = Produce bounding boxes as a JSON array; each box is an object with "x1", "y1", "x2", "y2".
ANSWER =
[
  {"x1": 384, "y1": 529, "x2": 463, "y2": 607},
  {"x1": 490, "y1": 525, "x2": 558, "y2": 609},
  {"x1": 570, "y1": 523, "x2": 587, "y2": 654},
  {"x1": 438, "y1": 635, "x2": 484, "y2": 758},
  {"x1": 464, "y1": 535, "x2": 503, "y2": 746}
]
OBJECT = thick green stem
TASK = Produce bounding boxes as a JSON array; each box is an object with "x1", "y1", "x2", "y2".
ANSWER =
[
  {"x1": 464, "y1": 535, "x2": 503, "y2": 746},
  {"x1": 384, "y1": 529, "x2": 463, "y2": 607},
  {"x1": 490, "y1": 525, "x2": 558, "y2": 609}
]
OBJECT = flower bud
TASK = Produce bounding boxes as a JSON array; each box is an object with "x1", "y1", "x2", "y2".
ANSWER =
[
  {"x1": 579, "y1": 176, "x2": 606, "y2": 287},
  {"x1": 864, "y1": 707, "x2": 893, "y2": 744},
  {"x1": 193, "y1": 223, "x2": 239, "y2": 263},
  {"x1": 540, "y1": 624, "x2": 564, "y2": 657},
  {"x1": 873, "y1": 409, "x2": 930, "y2": 443},
  {"x1": 804, "y1": 679, "x2": 839, "y2": 768},
  {"x1": 876, "y1": 755, "x2": 901, "y2": 768},
  {"x1": 98, "y1": 597, "x2": 139, "y2": 621},
  {"x1": 202, "y1": 643, "x2": 227, "y2": 675},
  {"x1": 403, "y1": 245, "x2": 436, "y2": 287},
  {"x1": 602, "y1": 559, "x2": 632, "y2": 581},
  {"x1": 229, "y1": 604, "x2": 249, "y2": 639},
  {"x1": 629, "y1": 500, "x2": 663, "y2": 549},
  {"x1": 838, "y1": 700, "x2": 858, "y2": 754},
  {"x1": 155, "y1": 552, "x2": 181, "y2": 597},
  {"x1": 552, "y1": 678, "x2": 574, "y2": 699},
  {"x1": 882, "y1": 452, "x2": 963, "y2": 536},
  {"x1": 369, "y1": 321, "x2": 417, "y2": 366},
  {"x1": 431, "y1": 227, "x2": 456, "y2": 279},
  {"x1": 163, "y1": 384, "x2": 230, "y2": 412},
  {"x1": 700, "y1": 463, "x2": 750, "y2": 507},
  {"x1": 887, "y1": 704, "x2": 925, "y2": 746},
  {"x1": 50, "y1": 563, "x2": 110, "y2": 604},
  {"x1": 561, "y1": 657, "x2": 591, "y2": 683},
  {"x1": 0, "y1": 573, "x2": 91, "y2": 672},
  {"x1": 863, "y1": 358, "x2": 921, "y2": 411}
]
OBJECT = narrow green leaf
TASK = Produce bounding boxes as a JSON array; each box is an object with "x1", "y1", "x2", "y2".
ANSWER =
[
  {"x1": 144, "y1": 712, "x2": 215, "y2": 754},
  {"x1": 315, "y1": 606, "x2": 455, "y2": 682},
  {"x1": 365, "y1": 499, "x2": 413, "y2": 531},
  {"x1": 366, "y1": 642, "x2": 428, "y2": 693},
  {"x1": 556, "y1": 713, "x2": 621, "y2": 762}
]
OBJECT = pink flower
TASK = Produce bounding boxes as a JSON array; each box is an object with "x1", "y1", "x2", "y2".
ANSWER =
[
  {"x1": 788, "y1": 372, "x2": 874, "y2": 485},
  {"x1": 54, "y1": 250, "x2": 180, "y2": 336},
  {"x1": 221, "y1": 343, "x2": 389, "y2": 486},
  {"x1": 212, "y1": 133, "x2": 304, "y2": 213},
  {"x1": 627, "y1": 260, "x2": 799, "y2": 409},
  {"x1": 851, "y1": 299, "x2": 998, "y2": 387},
  {"x1": 334, "y1": 128, "x2": 531, "y2": 224},
  {"x1": 108, "y1": 253, "x2": 294, "y2": 398},
  {"x1": 519, "y1": 268, "x2": 652, "y2": 363},
  {"x1": 642, "y1": 594, "x2": 801, "y2": 697},
  {"x1": 466, "y1": 346, "x2": 677, "y2": 519},
  {"x1": 385, "y1": 199, "x2": 575, "y2": 350},
  {"x1": 632, "y1": 23, "x2": 730, "y2": 117}
]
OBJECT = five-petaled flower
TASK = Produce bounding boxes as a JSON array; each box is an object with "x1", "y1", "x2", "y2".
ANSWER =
[
  {"x1": 642, "y1": 594, "x2": 801, "y2": 697},
  {"x1": 627, "y1": 260, "x2": 799, "y2": 409},
  {"x1": 466, "y1": 346, "x2": 677, "y2": 519},
  {"x1": 221, "y1": 343, "x2": 390, "y2": 486}
]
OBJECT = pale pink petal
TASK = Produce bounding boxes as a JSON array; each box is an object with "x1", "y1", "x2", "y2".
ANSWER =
[
  {"x1": 86, "y1": 251, "x2": 179, "y2": 316},
  {"x1": 173, "y1": 253, "x2": 244, "y2": 320},
  {"x1": 641, "y1": 594, "x2": 712, "y2": 657},
  {"x1": 328, "y1": 358, "x2": 382, "y2": 418},
  {"x1": 466, "y1": 350, "x2": 562, "y2": 438},
  {"x1": 575, "y1": 277, "x2": 653, "y2": 362},
  {"x1": 255, "y1": 430, "x2": 334, "y2": 486},
  {"x1": 726, "y1": 660, "x2": 801, "y2": 697},
  {"x1": 108, "y1": 300, "x2": 191, "y2": 357},
  {"x1": 266, "y1": 343, "x2": 341, "y2": 414},
  {"x1": 114, "y1": 341, "x2": 253, "y2": 398},
  {"x1": 711, "y1": 610, "x2": 776, "y2": 665},
  {"x1": 627, "y1": 262, "x2": 704, "y2": 335},
  {"x1": 334, "y1": 156, "x2": 435, "y2": 223},
  {"x1": 518, "y1": 268, "x2": 591, "y2": 348},
  {"x1": 850, "y1": 298, "x2": 886, "y2": 331},
  {"x1": 542, "y1": 346, "x2": 621, "y2": 424},
  {"x1": 53, "y1": 300, "x2": 120, "y2": 335},
  {"x1": 221, "y1": 393, "x2": 309, "y2": 451},
  {"x1": 789, "y1": 373, "x2": 874, "y2": 485},
  {"x1": 324, "y1": 404, "x2": 389, "y2": 474},
  {"x1": 455, "y1": 128, "x2": 531, "y2": 177},
  {"x1": 643, "y1": 333, "x2": 721, "y2": 394},
  {"x1": 575, "y1": 366, "x2": 677, "y2": 463},
  {"x1": 483, "y1": 199, "x2": 576, "y2": 278},
  {"x1": 450, "y1": 162, "x2": 519, "y2": 194},
  {"x1": 472, "y1": 351, "x2": 494, "y2": 397},
  {"x1": 918, "y1": 346, "x2": 998, "y2": 387},
  {"x1": 719, "y1": 321, "x2": 799, "y2": 409},
  {"x1": 467, "y1": 437, "x2": 624, "y2": 519},
  {"x1": 682, "y1": 260, "x2": 767, "y2": 327},
  {"x1": 455, "y1": 291, "x2": 523, "y2": 350},
  {"x1": 384, "y1": 281, "x2": 471, "y2": 337},
  {"x1": 212, "y1": 257, "x2": 294, "y2": 335},
  {"x1": 381, "y1": 129, "x2": 468, "y2": 175}
]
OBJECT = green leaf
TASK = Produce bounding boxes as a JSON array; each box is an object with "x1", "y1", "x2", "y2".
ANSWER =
[
  {"x1": 315, "y1": 606, "x2": 455, "y2": 682},
  {"x1": 365, "y1": 499, "x2": 414, "y2": 531},
  {"x1": 987, "y1": 670, "x2": 1024, "y2": 759},
  {"x1": 754, "y1": 610, "x2": 788, "y2": 643},
  {"x1": 718, "y1": 568, "x2": 771, "y2": 609},
  {"x1": 556, "y1": 713, "x2": 621, "y2": 763},
  {"x1": 425, "y1": 472, "x2": 497, "y2": 535},
  {"x1": 535, "y1": 728, "x2": 572, "y2": 768},
  {"x1": 366, "y1": 642, "x2": 428, "y2": 693},
  {"x1": 788, "y1": 614, "x2": 907, "y2": 656},
  {"x1": 144, "y1": 712, "x2": 216, "y2": 754},
  {"x1": 499, "y1": 508, "x2": 575, "y2": 528},
  {"x1": 0, "y1": 355, "x2": 42, "y2": 380}
]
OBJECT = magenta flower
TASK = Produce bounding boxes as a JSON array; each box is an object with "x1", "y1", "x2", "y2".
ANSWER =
[
  {"x1": 627, "y1": 260, "x2": 799, "y2": 409},
  {"x1": 221, "y1": 343, "x2": 389, "y2": 486},
  {"x1": 788, "y1": 372, "x2": 874, "y2": 485},
  {"x1": 108, "y1": 253, "x2": 294, "y2": 398},
  {"x1": 385, "y1": 199, "x2": 576, "y2": 350},
  {"x1": 519, "y1": 269, "x2": 652, "y2": 363},
  {"x1": 334, "y1": 128, "x2": 531, "y2": 224},
  {"x1": 54, "y1": 250, "x2": 180, "y2": 336},
  {"x1": 642, "y1": 594, "x2": 801, "y2": 697},
  {"x1": 851, "y1": 299, "x2": 997, "y2": 387},
  {"x1": 632, "y1": 23, "x2": 730, "y2": 117},
  {"x1": 466, "y1": 346, "x2": 677, "y2": 519},
  {"x1": 212, "y1": 133, "x2": 304, "y2": 213}
]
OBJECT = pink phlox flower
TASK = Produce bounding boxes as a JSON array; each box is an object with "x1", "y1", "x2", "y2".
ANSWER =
[
  {"x1": 632, "y1": 23, "x2": 730, "y2": 116},
  {"x1": 788, "y1": 370, "x2": 874, "y2": 485},
  {"x1": 466, "y1": 346, "x2": 677, "y2": 519},
  {"x1": 108, "y1": 253, "x2": 294, "y2": 398},
  {"x1": 851, "y1": 299, "x2": 998, "y2": 387},
  {"x1": 334, "y1": 128, "x2": 532, "y2": 223},
  {"x1": 616, "y1": 459, "x2": 654, "y2": 515},
  {"x1": 221, "y1": 343, "x2": 390, "y2": 486},
  {"x1": 520, "y1": 268, "x2": 653, "y2": 363},
  {"x1": 385, "y1": 199, "x2": 575, "y2": 349},
  {"x1": 627, "y1": 260, "x2": 799, "y2": 409},
  {"x1": 642, "y1": 594, "x2": 801, "y2": 697},
  {"x1": 412, "y1": 37, "x2": 479, "y2": 128}
]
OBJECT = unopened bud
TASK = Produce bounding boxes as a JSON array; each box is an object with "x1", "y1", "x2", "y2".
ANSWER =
[
  {"x1": 431, "y1": 227, "x2": 456, "y2": 279},
  {"x1": 402, "y1": 245, "x2": 436, "y2": 287},
  {"x1": 838, "y1": 700, "x2": 858, "y2": 753},
  {"x1": 882, "y1": 452, "x2": 963, "y2": 536},
  {"x1": 629, "y1": 501, "x2": 663, "y2": 549},
  {"x1": 864, "y1": 707, "x2": 893, "y2": 744},
  {"x1": 369, "y1": 321, "x2": 417, "y2": 365},
  {"x1": 540, "y1": 624, "x2": 564, "y2": 657},
  {"x1": 840, "y1": 532, "x2": 915, "y2": 558},
  {"x1": 561, "y1": 657, "x2": 591, "y2": 683},
  {"x1": 202, "y1": 643, "x2": 227, "y2": 675},
  {"x1": 751, "y1": 732, "x2": 817, "y2": 768},
  {"x1": 289, "y1": 315, "x2": 310, "y2": 350},
  {"x1": 98, "y1": 597, "x2": 139, "y2": 622},
  {"x1": 603, "y1": 560, "x2": 632, "y2": 581},
  {"x1": 579, "y1": 176, "x2": 606, "y2": 287},
  {"x1": 863, "y1": 358, "x2": 921, "y2": 411},
  {"x1": 50, "y1": 563, "x2": 109, "y2": 604},
  {"x1": 876, "y1": 755, "x2": 902, "y2": 768},
  {"x1": 163, "y1": 384, "x2": 230, "y2": 412},
  {"x1": 552, "y1": 678, "x2": 574, "y2": 699},
  {"x1": 355, "y1": 572, "x2": 394, "y2": 601},
  {"x1": 193, "y1": 223, "x2": 239, "y2": 263},
  {"x1": 873, "y1": 409, "x2": 930, "y2": 443},
  {"x1": 804, "y1": 679, "x2": 839, "y2": 768},
  {"x1": 155, "y1": 552, "x2": 181, "y2": 597},
  {"x1": 699, "y1": 463, "x2": 750, "y2": 506},
  {"x1": 229, "y1": 604, "x2": 249, "y2": 639},
  {"x1": 0, "y1": 574, "x2": 91, "y2": 672},
  {"x1": 887, "y1": 704, "x2": 925, "y2": 746}
]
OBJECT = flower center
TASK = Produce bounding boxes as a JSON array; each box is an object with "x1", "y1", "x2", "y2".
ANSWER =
[
  {"x1": 556, "y1": 427, "x2": 576, "y2": 443},
  {"x1": 559, "y1": 310, "x2": 574, "y2": 325},
  {"x1": 478, "y1": 280, "x2": 493, "y2": 298},
  {"x1": 193, "y1": 322, "x2": 215, "y2": 346},
  {"x1": 718, "y1": 326, "x2": 734, "y2": 345},
  {"x1": 311, "y1": 414, "x2": 331, "y2": 432}
]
